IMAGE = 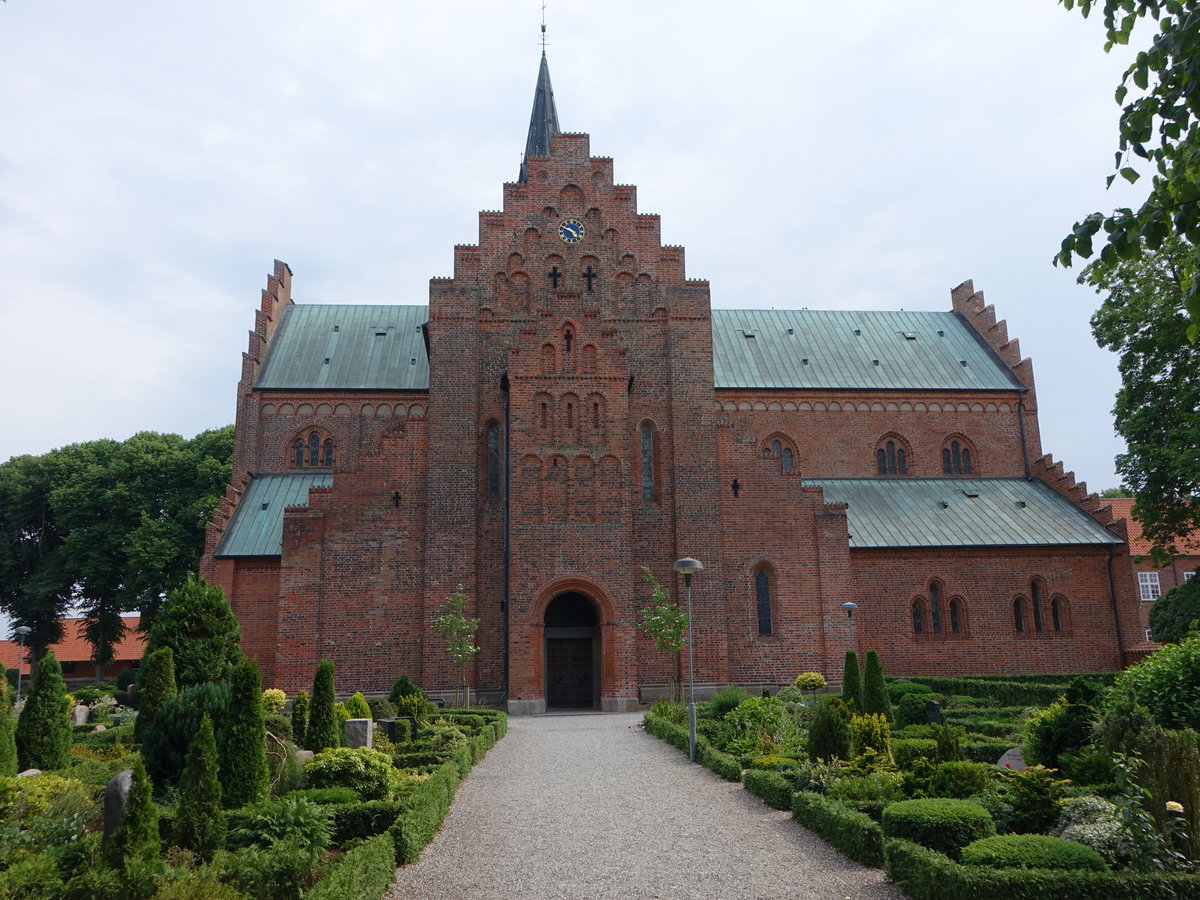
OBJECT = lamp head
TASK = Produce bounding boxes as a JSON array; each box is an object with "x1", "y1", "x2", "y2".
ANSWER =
[
  {"x1": 14, "y1": 626, "x2": 31, "y2": 639},
  {"x1": 840, "y1": 601, "x2": 858, "y2": 620},
  {"x1": 673, "y1": 557, "x2": 704, "y2": 586}
]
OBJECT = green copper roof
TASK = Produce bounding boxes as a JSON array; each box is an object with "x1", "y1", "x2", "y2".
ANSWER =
[
  {"x1": 711, "y1": 309, "x2": 1023, "y2": 391},
  {"x1": 255, "y1": 305, "x2": 429, "y2": 391},
  {"x1": 806, "y1": 478, "x2": 1123, "y2": 549},
  {"x1": 214, "y1": 474, "x2": 333, "y2": 557},
  {"x1": 252, "y1": 305, "x2": 1022, "y2": 393}
]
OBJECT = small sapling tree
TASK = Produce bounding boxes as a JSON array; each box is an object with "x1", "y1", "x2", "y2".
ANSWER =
[
  {"x1": 432, "y1": 585, "x2": 480, "y2": 707},
  {"x1": 637, "y1": 568, "x2": 688, "y2": 702}
]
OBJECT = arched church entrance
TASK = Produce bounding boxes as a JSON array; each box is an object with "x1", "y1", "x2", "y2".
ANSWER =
[{"x1": 544, "y1": 591, "x2": 600, "y2": 709}]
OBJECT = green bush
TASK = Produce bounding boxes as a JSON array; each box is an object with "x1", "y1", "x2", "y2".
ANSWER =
[
  {"x1": 828, "y1": 771, "x2": 905, "y2": 804},
  {"x1": 931, "y1": 761, "x2": 994, "y2": 799},
  {"x1": 288, "y1": 786, "x2": 359, "y2": 804},
  {"x1": 894, "y1": 739, "x2": 939, "y2": 769},
  {"x1": 103, "y1": 756, "x2": 161, "y2": 869},
  {"x1": 116, "y1": 667, "x2": 137, "y2": 691},
  {"x1": 135, "y1": 646, "x2": 178, "y2": 743},
  {"x1": 849, "y1": 712, "x2": 893, "y2": 762},
  {"x1": 1056, "y1": 794, "x2": 1125, "y2": 866},
  {"x1": 304, "y1": 747, "x2": 398, "y2": 801},
  {"x1": 1148, "y1": 574, "x2": 1200, "y2": 643},
  {"x1": 742, "y1": 769, "x2": 792, "y2": 809},
  {"x1": 304, "y1": 831, "x2": 396, "y2": 900},
  {"x1": 842, "y1": 650, "x2": 862, "y2": 709},
  {"x1": 933, "y1": 723, "x2": 966, "y2": 762},
  {"x1": 1110, "y1": 632, "x2": 1200, "y2": 731},
  {"x1": 0, "y1": 852, "x2": 66, "y2": 898},
  {"x1": 330, "y1": 800, "x2": 407, "y2": 843},
  {"x1": 780, "y1": 758, "x2": 842, "y2": 794},
  {"x1": 898, "y1": 676, "x2": 1063, "y2": 707},
  {"x1": 344, "y1": 692, "x2": 372, "y2": 719},
  {"x1": 220, "y1": 661, "x2": 269, "y2": 809},
  {"x1": 962, "y1": 833, "x2": 1107, "y2": 871},
  {"x1": 227, "y1": 795, "x2": 332, "y2": 854},
  {"x1": 792, "y1": 792, "x2": 883, "y2": 866},
  {"x1": 988, "y1": 765, "x2": 1070, "y2": 835},
  {"x1": 807, "y1": 698, "x2": 850, "y2": 762},
  {"x1": 220, "y1": 838, "x2": 323, "y2": 900},
  {"x1": 861, "y1": 650, "x2": 893, "y2": 719},
  {"x1": 887, "y1": 681, "x2": 934, "y2": 704},
  {"x1": 290, "y1": 690, "x2": 309, "y2": 748},
  {"x1": 393, "y1": 694, "x2": 434, "y2": 724},
  {"x1": 366, "y1": 697, "x2": 396, "y2": 720},
  {"x1": 697, "y1": 741, "x2": 743, "y2": 781},
  {"x1": 389, "y1": 759, "x2": 460, "y2": 864},
  {"x1": 882, "y1": 798, "x2": 996, "y2": 860},
  {"x1": 388, "y1": 674, "x2": 426, "y2": 706},
  {"x1": 897, "y1": 692, "x2": 936, "y2": 728},
  {"x1": 719, "y1": 695, "x2": 802, "y2": 756},
  {"x1": 1022, "y1": 693, "x2": 1096, "y2": 769},
  {"x1": 0, "y1": 678, "x2": 16, "y2": 777},
  {"x1": 142, "y1": 681, "x2": 231, "y2": 795},
  {"x1": 174, "y1": 713, "x2": 226, "y2": 861},
  {"x1": 962, "y1": 741, "x2": 1013, "y2": 764},
  {"x1": 14, "y1": 651, "x2": 72, "y2": 771},
  {"x1": 305, "y1": 661, "x2": 338, "y2": 752},
  {"x1": 146, "y1": 574, "x2": 242, "y2": 689},
  {"x1": 707, "y1": 684, "x2": 750, "y2": 720}
]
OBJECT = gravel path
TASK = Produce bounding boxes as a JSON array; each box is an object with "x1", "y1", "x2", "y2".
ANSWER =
[{"x1": 387, "y1": 712, "x2": 906, "y2": 900}]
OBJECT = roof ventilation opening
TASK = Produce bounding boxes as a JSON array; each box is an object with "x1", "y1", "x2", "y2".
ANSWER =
[
  {"x1": 937, "y1": 330, "x2": 945, "y2": 337},
  {"x1": 854, "y1": 328, "x2": 862, "y2": 336},
  {"x1": 1016, "y1": 500, "x2": 1027, "y2": 508},
  {"x1": 962, "y1": 490, "x2": 980, "y2": 499},
  {"x1": 409, "y1": 358, "x2": 417, "y2": 365},
  {"x1": 375, "y1": 330, "x2": 388, "y2": 337},
  {"x1": 787, "y1": 327, "x2": 794, "y2": 335},
  {"x1": 742, "y1": 330, "x2": 757, "y2": 338},
  {"x1": 939, "y1": 500, "x2": 949, "y2": 509},
  {"x1": 261, "y1": 502, "x2": 269, "y2": 510},
  {"x1": 872, "y1": 359, "x2": 880, "y2": 366},
  {"x1": 801, "y1": 358, "x2": 809, "y2": 366},
  {"x1": 959, "y1": 359, "x2": 968, "y2": 366},
  {"x1": 323, "y1": 358, "x2": 330, "y2": 365},
  {"x1": 903, "y1": 332, "x2": 917, "y2": 340},
  {"x1": 332, "y1": 325, "x2": 339, "y2": 332}
]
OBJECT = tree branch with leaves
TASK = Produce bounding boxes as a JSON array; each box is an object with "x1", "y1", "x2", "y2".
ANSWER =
[
  {"x1": 636, "y1": 567, "x2": 688, "y2": 702},
  {"x1": 432, "y1": 584, "x2": 480, "y2": 708}
]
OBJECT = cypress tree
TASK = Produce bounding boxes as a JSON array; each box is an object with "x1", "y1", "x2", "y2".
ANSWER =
[
  {"x1": 861, "y1": 649, "x2": 892, "y2": 719},
  {"x1": 134, "y1": 646, "x2": 177, "y2": 743},
  {"x1": 145, "y1": 574, "x2": 242, "y2": 688},
  {"x1": 808, "y1": 697, "x2": 850, "y2": 762},
  {"x1": 841, "y1": 649, "x2": 862, "y2": 710},
  {"x1": 304, "y1": 660, "x2": 338, "y2": 752},
  {"x1": 219, "y1": 661, "x2": 269, "y2": 809},
  {"x1": 345, "y1": 691, "x2": 371, "y2": 719},
  {"x1": 104, "y1": 755, "x2": 161, "y2": 868},
  {"x1": 291, "y1": 689, "x2": 309, "y2": 748},
  {"x1": 14, "y1": 650, "x2": 72, "y2": 771},
  {"x1": 174, "y1": 714, "x2": 225, "y2": 860},
  {"x1": 0, "y1": 678, "x2": 17, "y2": 776}
]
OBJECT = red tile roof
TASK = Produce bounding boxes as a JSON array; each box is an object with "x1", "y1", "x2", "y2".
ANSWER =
[
  {"x1": 0, "y1": 617, "x2": 144, "y2": 670},
  {"x1": 1108, "y1": 498, "x2": 1200, "y2": 558}
]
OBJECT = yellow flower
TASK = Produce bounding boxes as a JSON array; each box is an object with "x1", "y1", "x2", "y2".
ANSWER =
[{"x1": 1166, "y1": 800, "x2": 1184, "y2": 813}]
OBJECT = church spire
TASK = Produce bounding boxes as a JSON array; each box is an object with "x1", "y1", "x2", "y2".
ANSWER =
[{"x1": 518, "y1": 50, "x2": 560, "y2": 182}]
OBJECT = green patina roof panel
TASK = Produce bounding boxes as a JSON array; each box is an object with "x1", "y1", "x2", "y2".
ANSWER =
[
  {"x1": 214, "y1": 474, "x2": 333, "y2": 557},
  {"x1": 255, "y1": 304, "x2": 430, "y2": 390},
  {"x1": 805, "y1": 478, "x2": 1123, "y2": 548},
  {"x1": 711, "y1": 309, "x2": 1023, "y2": 391}
]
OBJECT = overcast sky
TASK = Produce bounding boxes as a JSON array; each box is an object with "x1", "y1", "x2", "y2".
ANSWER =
[{"x1": 1, "y1": 1, "x2": 1141, "y2": 494}]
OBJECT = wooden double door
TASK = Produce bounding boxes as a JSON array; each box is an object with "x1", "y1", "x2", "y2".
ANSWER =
[{"x1": 544, "y1": 591, "x2": 600, "y2": 709}]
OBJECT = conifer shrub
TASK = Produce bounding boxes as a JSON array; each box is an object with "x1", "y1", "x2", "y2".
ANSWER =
[
  {"x1": 14, "y1": 651, "x2": 72, "y2": 771},
  {"x1": 261, "y1": 688, "x2": 286, "y2": 715},
  {"x1": 882, "y1": 798, "x2": 995, "y2": 860},
  {"x1": 305, "y1": 661, "x2": 338, "y2": 752},
  {"x1": 393, "y1": 693, "x2": 434, "y2": 724},
  {"x1": 142, "y1": 681, "x2": 231, "y2": 795},
  {"x1": 304, "y1": 747, "x2": 398, "y2": 801},
  {"x1": 388, "y1": 674, "x2": 425, "y2": 707},
  {"x1": 344, "y1": 692, "x2": 372, "y2": 719},
  {"x1": 146, "y1": 574, "x2": 242, "y2": 688},
  {"x1": 861, "y1": 650, "x2": 892, "y2": 719},
  {"x1": 842, "y1": 650, "x2": 862, "y2": 709},
  {"x1": 115, "y1": 666, "x2": 137, "y2": 691},
  {"x1": 0, "y1": 678, "x2": 17, "y2": 777},
  {"x1": 103, "y1": 756, "x2": 161, "y2": 869},
  {"x1": 960, "y1": 833, "x2": 1108, "y2": 871},
  {"x1": 931, "y1": 761, "x2": 994, "y2": 799},
  {"x1": 896, "y1": 692, "x2": 936, "y2": 728},
  {"x1": 808, "y1": 697, "x2": 851, "y2": 762},
  {"x1": 933, "y1": 723, "x2": 966, "y2": 763},
  {"x1": 304, "y1": 831, "x2": 396, "y2": 900},
  {"x1": 174, "y1": 713, "x2": 226, "y2": 861},
  {"x1": 893, "y1": 738, "x2": 939, "y2": 769},
  {"x1": 849, "y1": 712, "x2": 893, "y2": 762},
  {"x1": 366, "y1": 697, "x2": 396, "y2": 720},
  {"x1": 707, "y1": 684, "x2": 750, "y2": 720},
  {"x1": 220, "y1": 661, "x2": 269, "y2": 809},
  {"x1": 135, "y1": 646, "x2": 178, "y2": 743},
  {"x1": 291, "y1": 690, "x2": 309, "y2": 748}
]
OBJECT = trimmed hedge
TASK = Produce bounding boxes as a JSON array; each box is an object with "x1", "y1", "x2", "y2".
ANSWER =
[
  {"x1": 882, "y1": 799, "x2": 995, "y2": 860},
  {"x1": 962, "y1": 741, "x2": 1013, "y2": 764},
  {"x1": 791, "y1": 792, "x2": 883, "y2": 867},
  {"x1": 742, "y1": 769, "x2": 792, "y2": 810},
  {"x1": 900, "y1": 677, "x2": 1063, "y2": 707},
  {"x1": 961, "y1": 834, "x2": 1107, "y2": 872},
  {"x1": 644, "y1": 712, "x2": 742, "y2": 782},
  {"x1": 390, "y1": 759, "x2": 461, "y2": 864},
  {"x1": 394, "y1": 751, "x2": 448, "y2": 770},
  {"x1": 331, "y1": 800, "x2": 408, "y2": 843},
  {"x1": 305, "y1": 832, "x2": 396, "y2": 900},
  {"x1": 884, "y1": 837, "x2": 1200, "y2": 900},
  {"x1": 893, "y1": 738, "x2": 939, "y2": 768}
]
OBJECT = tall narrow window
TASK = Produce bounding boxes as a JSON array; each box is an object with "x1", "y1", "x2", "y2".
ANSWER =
[
  {"x1": 949, "y1": 598, "x2": 961, "y2": 634},
  {"x1": 912, "y1": 601, "x2": 924, "y2": 634},
  {"x1": 1051, "y1": 597, "x2": 1063, "y2": 632},
  {"x1": 639, "y1": 422, "x2": 655, "y2": 501},
  {"x1": 877, "y1": 448, "x2": 887, "y2": 474},
  {"x1": 593, "y1": 402, "x2": 600, "y2": 430},
  {"x1": 1031, "y1": 580, "x2": 1044, "y2": 632},
  {"x1": 322, "y1": 439, "x2": 335, "y2": 467},
  {"x1": 943, "y1": 439, "x2": 974, "y2": 474},
  {"x1": 564, "y1": 330, "x2": 573, "y2": 353},
  {"x1": 308, "y1": 433, "x2": 320, "y2": 466},
  {"x1": 782, "y1": 448, "x2": 794, "y2": 472},
  {"x1": 294, "y1": 441, "x2": 304, "y2": 467},
  {"x1": 878, "y1": 440, "x2": 907, "y2": 475},
  {"x1": 1014, "y1": 598, "x2": 1025, "y2": 632},
  {"x1": 487, "y1": 424, "x2": 501, "y2": 498},
  {"x1": 754, "y1": 568, "x2": 773, "y2": 635},
  {"x1": 961, "y1": 448, "x2": 971, "y2": 473},
  {"x1": 929, "y1": 582, "x2": 942, "y2": 634},
  {"x1": 772, "y1": 440, "x2": 782, "y2": 458},
  {"x1": 540, "y1": 403, "x2": 548, "y2": 430},
  {"x1": 566, "y1": 403, "x2": 574, "y2": 430}
]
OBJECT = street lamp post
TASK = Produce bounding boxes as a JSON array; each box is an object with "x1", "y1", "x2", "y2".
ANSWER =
[
  {"x1": 673, "y1": 557, "x2": 704, "y2": 762},
  {"x1": 13, "y1": 626, "x2": 31, "y2": 704},
  {"x1": 841, "y1": 602, "x2": 858, "y2": 653}
]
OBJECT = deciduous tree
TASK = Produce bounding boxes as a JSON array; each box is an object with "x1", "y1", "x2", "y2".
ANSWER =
[
  {"x1": 636, "y1": 567, "x2": 688, "y2": 701},
  {"x1": 432, "y1": 585, "x2": 480, "y2": 707},
  {"x1": 1148, "y1": 574, "x2": 1200, "y2": 641}
]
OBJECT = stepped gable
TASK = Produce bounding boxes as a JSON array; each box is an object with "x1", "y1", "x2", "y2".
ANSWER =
[
  {"x1": 1032, "y1": 453, "x2": 1128, "y2": 542},
  {"x1": 951, "y1": 279, "x2": 1037, "y2": 399}
]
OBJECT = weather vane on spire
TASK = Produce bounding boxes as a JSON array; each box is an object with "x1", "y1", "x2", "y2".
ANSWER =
[{"x1": 540, "y1": 2, "x2": 548, "y2": 51}]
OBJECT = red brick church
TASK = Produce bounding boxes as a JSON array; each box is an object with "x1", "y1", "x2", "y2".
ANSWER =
[{"x1": 200, "y1": 53, "x2": 1147, "y2": 712}]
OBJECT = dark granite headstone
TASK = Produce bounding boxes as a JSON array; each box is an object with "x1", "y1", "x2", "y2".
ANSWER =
[
  {"x1": 924, "y1": 700, "x2": 943, "y2": 725},
  {"x1": 103, "y1": 770, "x2": 134, "y2": 840},
  {"x1": 376, "y1": 718, "x2": 397, "y2": 742}
]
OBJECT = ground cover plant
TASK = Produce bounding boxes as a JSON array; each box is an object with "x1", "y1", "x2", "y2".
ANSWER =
[
  {"x1": 642, "y1": 645, "x2": 1200, "y2": 897},
  {"x1": 0, "y1": 635, "x2": 506, "y2": 899}
]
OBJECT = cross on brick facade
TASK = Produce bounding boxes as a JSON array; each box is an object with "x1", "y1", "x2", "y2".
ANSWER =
[
  {"x1": 582, "y1": 264, "x2": 597, "y2": 292},
  {"x1": 547, "y1": 265, "x2": 562, "y2": 289}
]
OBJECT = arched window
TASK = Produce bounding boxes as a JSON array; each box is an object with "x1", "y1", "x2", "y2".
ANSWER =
[
  {"x1": 1013, "y1": 598, "x2": 1025, "y2": 632},
  {"x1": 486, "y1": 424, "x2": 501, "y2": 498},
  {"x1": 772, "y1": 440, "x2": 782, "y2": 458},
  {"x1": 1031, "y1": 580, "x2": 1045, "y2": 632},
  {"x1": 782, "y1": 448, "x2": 794, "y2": 472},
  {"x1": 566, "y1": 402, "x2": 574, "y2": 430},
  {"x1": 1051, "y1": 596, "x2": 1064, "y2": 632},
  {"x1": 949, "y1": 598, "x2": 962, "y2": 634},
  {"x1": 912, "y1": 600, "x2": 925, "y2": 634},
  {"x1": 639, "y1": 422, "x2": 656, "y2": 501},
  {"x1": 762, "y1": 435, "x2": 798, "y2": 473},
  {"x1": 564, "y1": 329, "x2": 573, "y2": 353},
  {"x1": 929, "y1": 581, "x2": 943, "y2": 634},
  {"x1": 754, "y1": 567, "x2": 773, "y2": 635},
  {"x1": 322, "y1": 439, "x2": 335, "y2": 467},
  {"x1": 309, "y1": 432, "x2": 320, "y2": 466},
  {"x1": 294, "y1": 440, "x2": 304, "y2": 467},
  {"x1": 593, "y1": 402, "x2": 601, "y2": 430},
  {"x1": 292, "y1": 431, "x2": 335, "y2": 469},
  {"x1": 876, "y1": 437, "x2": 908, "y2": 475},
  {"x1": 942, "y1": 438, "x2": 974, "y2": 474}
]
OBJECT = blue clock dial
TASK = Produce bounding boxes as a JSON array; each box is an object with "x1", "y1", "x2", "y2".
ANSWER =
[{"x1": 558, "y1": 219, "x2": 585, "y2": 244}]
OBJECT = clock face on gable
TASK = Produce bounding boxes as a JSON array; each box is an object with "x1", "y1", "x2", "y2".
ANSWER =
[{"x1": 558, "y1": 219, "x2": 585, "y2": 244}]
